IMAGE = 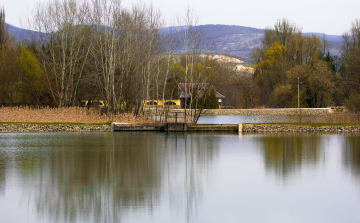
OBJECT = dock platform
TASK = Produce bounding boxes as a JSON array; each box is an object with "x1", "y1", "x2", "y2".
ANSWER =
[{"x1": 111, "y1": 122, "x2": 239, "y2": 132}]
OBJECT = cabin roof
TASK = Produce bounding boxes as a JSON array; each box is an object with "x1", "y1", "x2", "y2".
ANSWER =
[{"x1": 178, "y1": 83, "x2": 225, "y2": 99}]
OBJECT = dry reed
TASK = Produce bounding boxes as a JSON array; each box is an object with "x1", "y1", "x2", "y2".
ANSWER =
[
  {"x1": 0, "y1": 106, "x2": 150, "y2": 124},
  {"x1": 2, "y1": 106, "x2": 357, "y2": 125}
]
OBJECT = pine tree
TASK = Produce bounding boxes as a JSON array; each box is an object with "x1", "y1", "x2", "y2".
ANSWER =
[{"x1": 204, "y1": 88, "x2": 218, "y2": 109}]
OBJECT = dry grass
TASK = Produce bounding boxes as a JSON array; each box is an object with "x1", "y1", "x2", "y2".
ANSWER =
[
  {"x1": 312, "y1": 112, "x2": 360, "y2": 124},
  {"x1": 3, "y1": 106, "x2": 357, "y2": 125},
  {"x1": 0, "y1": 106, "x2": 152, "y2": 124}
]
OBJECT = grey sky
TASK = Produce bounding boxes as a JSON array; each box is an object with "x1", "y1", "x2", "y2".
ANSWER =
[{"x1": 2, "y1": 0, "x2": 359, "y2": 35}]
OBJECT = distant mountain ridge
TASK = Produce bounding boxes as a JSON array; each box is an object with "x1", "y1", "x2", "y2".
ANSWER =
[
  {"x1": 7, "y1": 23, "x2": 23, "y2": 39},
  {"x1": 6, "y1": 23, "x2": 343, "y2": 62},
  {"x1": 198, "y1": 24, "x2": 343, "y2": 62},
  {"x1": 199, "y1": 24, "x2": 265, "y2": 62},
  {"x1": 6, "y1": 23, "x2": 40, "y2": 42}
]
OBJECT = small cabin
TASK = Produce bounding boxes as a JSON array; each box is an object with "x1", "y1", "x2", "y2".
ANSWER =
[{"x1": 178, "y1": 82, "x2": 225, "y2": 108}]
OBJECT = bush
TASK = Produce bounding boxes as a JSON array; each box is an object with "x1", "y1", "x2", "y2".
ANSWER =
[{"x1": 345, "y1": 93, "x2": 360, "y2": 121}]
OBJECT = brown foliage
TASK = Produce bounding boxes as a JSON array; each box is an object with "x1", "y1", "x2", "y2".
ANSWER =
[{"x1": 0, "y1": 44, "x2": 20, "y2": 104}]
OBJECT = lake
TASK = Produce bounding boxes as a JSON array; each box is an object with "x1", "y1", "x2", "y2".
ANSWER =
[
  {"x1": 0, "y1": 132, "x2": 359, "y2": 223},
  {"x1": 197, "y1": 115, "x2": 307, "y2": 124}
]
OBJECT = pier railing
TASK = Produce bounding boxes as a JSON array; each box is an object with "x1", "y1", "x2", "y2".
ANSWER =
[{"x1": 164, "y1": 112, "x2": 192, "y2": 123}]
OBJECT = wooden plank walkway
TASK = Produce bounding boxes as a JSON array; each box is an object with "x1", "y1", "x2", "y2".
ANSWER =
[
  {"x1": 111, "y1": 122, "x2": 239, "y2": 132},
  {"x1": 187, "y1": 124, "x2": 238, "y2": 132}
]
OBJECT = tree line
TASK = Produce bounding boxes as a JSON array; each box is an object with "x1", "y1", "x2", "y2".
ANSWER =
[
  {"x1": 1, "y1": 1, "x2": 360, "y2": 113},
  {"x1": 0, "y1": 0, "x2": 218, "y2": 116},
  {"x1": 216, "y1": 19, "x2": 360, "y2": 111}
]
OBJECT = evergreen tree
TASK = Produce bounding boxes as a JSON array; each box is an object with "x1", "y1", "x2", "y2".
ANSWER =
[
  {"x1": 322, "y1": 52, "x2": 336, "y2": 71},
  {"x1": 204, "y1": 88, "x2": 218, "y2": 109}
]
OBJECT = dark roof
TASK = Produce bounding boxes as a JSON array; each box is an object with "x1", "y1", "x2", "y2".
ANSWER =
[{"x1": 178, "y1": 83, "x2": 225, "y2": 99}]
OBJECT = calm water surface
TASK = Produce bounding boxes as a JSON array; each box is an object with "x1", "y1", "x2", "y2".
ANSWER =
[
  {"x1": 197, "y1": 115, "x2": 304, "y2": 124},
  {"x1": 0, "y1": 132, "x2": 360, "y2": 223}
]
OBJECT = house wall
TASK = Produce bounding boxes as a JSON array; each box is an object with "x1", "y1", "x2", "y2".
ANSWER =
[{"x1": 143, "y1": 100, "x2": 181, "y2": 106}]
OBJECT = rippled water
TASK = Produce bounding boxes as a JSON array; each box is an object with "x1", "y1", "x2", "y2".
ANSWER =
[{"x1": 0, "y1": 132, "x2": 359, "y2": 223}]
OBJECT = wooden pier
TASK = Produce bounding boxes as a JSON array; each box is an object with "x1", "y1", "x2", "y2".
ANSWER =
[
  {"x1": 111, "y1": 123, "x2": 360, "y2": 133},
  {"x1": 111, "y1": 122, "x2": 239, "y2": 132}
]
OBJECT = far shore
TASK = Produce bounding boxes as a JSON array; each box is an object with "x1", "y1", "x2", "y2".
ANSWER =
[
  {"x1": 0, "y1": 106, "x2": 359, "y2": 133},
  {"x1": 1, "y1": 122, "x2": 360, "y2": 133}
]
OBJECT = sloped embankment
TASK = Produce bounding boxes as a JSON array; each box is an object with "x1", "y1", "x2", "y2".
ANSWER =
[{"x1": 0, "y1": 124, "x2": 110, "y2": 133}]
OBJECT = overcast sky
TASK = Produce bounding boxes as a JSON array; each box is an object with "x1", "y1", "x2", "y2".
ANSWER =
[{"x1": 2, "y1": 0, "x2": 359, "y2": 35}]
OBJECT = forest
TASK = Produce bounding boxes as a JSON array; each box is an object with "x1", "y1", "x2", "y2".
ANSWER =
[{"x1": 0, "y1": 0, "x2": 360, "y2": 115}]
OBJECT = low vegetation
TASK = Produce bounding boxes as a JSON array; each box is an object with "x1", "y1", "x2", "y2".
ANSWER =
[{"x1": 0, "y1": 107, "x2": 149, "y2": 124}]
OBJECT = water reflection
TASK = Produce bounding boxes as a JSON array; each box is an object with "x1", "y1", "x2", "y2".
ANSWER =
[
  {"x1": 1, "y1": 132, "x2": 360, "y2": 223},
  {"x1": 343, "y1": 133, "x2": 360, "y2": 178},
  {"x1": 256, "y1": 133, "x2": 323, "y2": 181},
  {"x1": 163, "y1": 133, "x2": 220, "y2": 222},
  {"x1": 197, "y1": 115, "x2": 304, "y2": 124},
  {"x1": 0, "y1": 149, "x2": 6, "y2": 196},
  {"x1": 0, "y1": 132, "x2": 219, "y2": 223}
]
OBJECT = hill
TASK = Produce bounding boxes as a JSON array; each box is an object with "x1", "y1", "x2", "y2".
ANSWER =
[
  {"x1": 6, "y1": 23, "x2": 23, "y2": 39},
  {"x1": 6, "y1": 23, "x2": 41, "y2": 42},
  {"x1": 6, "y1": 23, "x2": 343, "y2": 63},
  {"x1": 199, "y1": 25, "x2": 343, "y2": 62}
]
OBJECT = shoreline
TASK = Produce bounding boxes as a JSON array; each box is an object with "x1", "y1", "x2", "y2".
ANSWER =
[
  {"x1": 146, "y1": 108, "x2": 334, "y2": 116},
  {"x1": 1, "y1": 122, "x2": 360, "y2": 133},
  {"x1": 0, "y1": 124, "x2": 110, "y2": 133},
  {"x1": 240, "y1": 123, "x2": 360, "y2": 133}
]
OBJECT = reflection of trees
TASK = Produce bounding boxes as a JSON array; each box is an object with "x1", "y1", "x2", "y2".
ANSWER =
[
  {"x1": 19, "y1": 132, "x2": 163, "y2": 223},
  {"x1": 163, "y1": 133, "x2": 219, "y2": 222},
  {"x1": 10, "y1": 132, "x2": 218, "y2": 222},
  {"x1": 343, "y1": 134, "x2": 360, "y2": 178},
  {"x1": 258, "y1": 133, "x2": 322, "y2": 180},
  {"x1": 0, "y1": 134, "x2": 17, "y2": 196},
  {"x1": 0, "y1": 148, "x2": 6, "y2": 196}
]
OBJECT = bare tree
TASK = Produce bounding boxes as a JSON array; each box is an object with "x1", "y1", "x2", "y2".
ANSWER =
[
  {"x1": 0, "y1": 7, "x2": 7, "y2": 48},
  {"x1": 320, "y1": 34, "x2": 331, "y2": 56},
  {"x1": 90, "y1": 0, "x2": 123, "y2": 112},
  {"x1": 177, "y1": 8, "x2": 206, "y2": 122},
  {"x1": 24, "y1": 0, "x2": 92, "y2": 107},
  {"x1": 161, "y1": 25, "x2": 177, "y2": 120},
  {"x1": 341, "y1": 19, "x2": 360, "y2": 96},
  {"x1": 90, "y1": 1, "x2": 164, "y2": 115}
]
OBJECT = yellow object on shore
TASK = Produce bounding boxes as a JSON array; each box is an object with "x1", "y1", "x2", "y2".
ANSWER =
[{"x1": 142, "y1": 100, "x2": 181, "y2": 107}]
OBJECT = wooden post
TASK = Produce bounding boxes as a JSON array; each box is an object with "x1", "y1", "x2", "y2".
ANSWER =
[{"x1": 238, "y1": 123, "x2": 243, "y2": 133}]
